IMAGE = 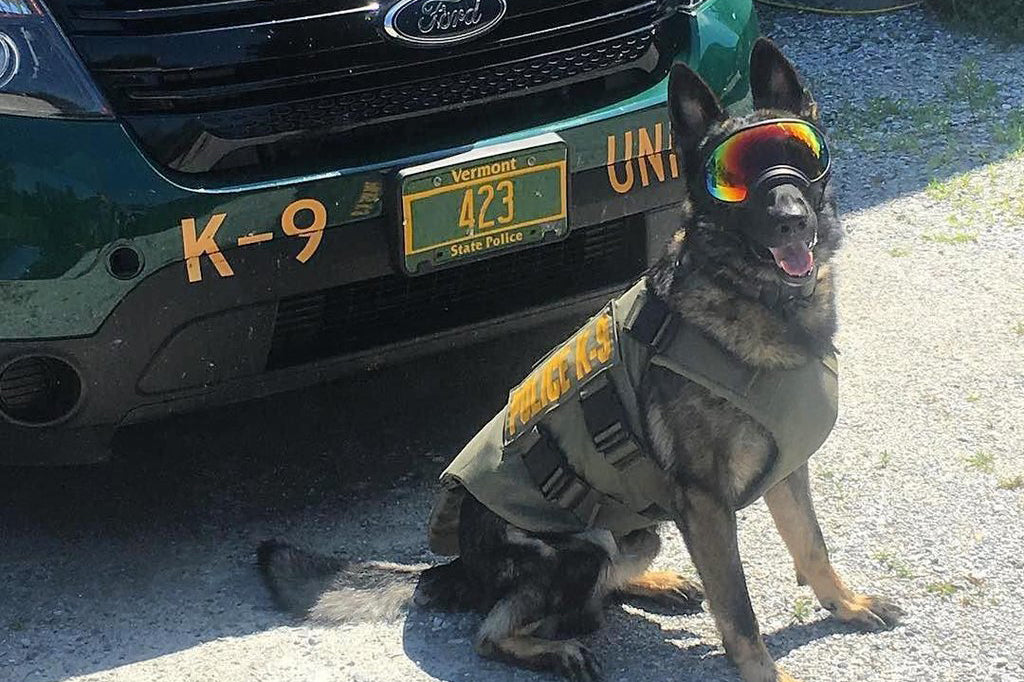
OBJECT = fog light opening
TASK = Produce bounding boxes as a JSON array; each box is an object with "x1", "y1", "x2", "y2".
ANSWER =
[
  {"x1": 0, "y1": 356, "x2": 82, "y2": 426},
  {"x1": 107, "y1": 244, "x2": 144, "y2": 280}
]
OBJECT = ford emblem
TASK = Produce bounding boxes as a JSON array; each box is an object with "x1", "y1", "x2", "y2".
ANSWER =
[{"x1": 382, "y1": 0, "x2": 508, "y2": 47}]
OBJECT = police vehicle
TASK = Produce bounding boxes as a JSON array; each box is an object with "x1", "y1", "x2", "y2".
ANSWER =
[{"x1": 0, "y1": 0, "x2": 759, "y2": 463}]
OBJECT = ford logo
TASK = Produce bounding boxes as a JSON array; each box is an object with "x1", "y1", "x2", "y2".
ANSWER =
[{"x1": 382, "y1": 0, "x2": 508, "y2": 47}]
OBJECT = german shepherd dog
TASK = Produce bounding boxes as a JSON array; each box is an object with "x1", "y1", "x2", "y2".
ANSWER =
[{"x1": 257, "y1": 39, "x2": 902, "y2": 682}]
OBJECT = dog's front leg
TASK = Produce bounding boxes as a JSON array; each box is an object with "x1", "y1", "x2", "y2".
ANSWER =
[
  {"x1": 677, "y1": 488, "x2": 798, "y2": 682},
  {"x1": 474, "y1": 588, "x2": 602, "y2": 682},
  {"x1": 764, "y1": 464, "x2": 903, "y2": 630}
]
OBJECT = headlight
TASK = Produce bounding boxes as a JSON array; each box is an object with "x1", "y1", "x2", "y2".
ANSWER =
[{"x1": 0, "y1": 0, "x2": 110, "y2": 118}]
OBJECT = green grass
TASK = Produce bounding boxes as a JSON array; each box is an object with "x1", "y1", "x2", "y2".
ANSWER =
[
  {"x1": 873, "y1": 550, "x2": 914, "y2": 579},
  {"x1": 920, "y1": 231, "x2": 978, "y2": 245},
  {"x1": 997, "y1": 475, "x2": 1024, "y2": 491},
  {"x1": 835, "y1": 97, "x2": 951, "y2": 152},
  {"x1": 926, "y1": 581, "x2": 961, "y2": 598},
  {"x1": 993, "y1": 109, "x2": 1024, "y2": 151},
  {"x1": 945, "y1": 58, "x2": 1000, "y2": 109},
  {"x1": 926, "y1": 174, "x2": 971, "y2": 201},
  {"x1": 925, "y1": 146, "x2": 956, "y2": 174},
  {"x1": 790, "y1": 597, "x2": 815, "y2": 624},
  {"x1": 892, "y1": 135, "x2": 922, "y2": 154},
  {"x1": 908, "y1": 103, "x2": 954, "y2": 130},
  {"x1": 927, "y1": 0, "x2": 1024, "y2": 43},
  {"x1": 924, "y1": 153, "x2": 1024, "y2": 227},
  {"x1": 966, "y1": 451, "x2": 995, "y2": 473},
  {"x1": 863, "y1": 96, "x2": 906, "y2": 123}
]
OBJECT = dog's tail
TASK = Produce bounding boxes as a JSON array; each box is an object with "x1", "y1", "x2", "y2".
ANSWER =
[{"x1": 257, "y1": 539, "x2": 477, "y2": 623}]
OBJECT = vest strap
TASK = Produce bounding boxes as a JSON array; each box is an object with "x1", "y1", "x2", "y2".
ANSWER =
[
  {"x1": 580, "y1": 374, "x2": 643, "y2": 471},
  {"x1": 521, "y1": 426, "x2": 603, "y2": 527},
  {"x1": 580, "y1": 373, "x2": 672, "y2": 521}
]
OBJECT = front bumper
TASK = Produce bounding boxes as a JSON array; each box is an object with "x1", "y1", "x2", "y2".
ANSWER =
[{"x1": 0, "y1": 0, "x2": 759, "y2": 463}]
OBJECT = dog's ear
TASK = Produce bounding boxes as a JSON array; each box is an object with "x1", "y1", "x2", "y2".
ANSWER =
[
  {"x1": 668, "y1": 63, "x2": 724, "y2": 153},
  {"x1": 750, "y1": 38, "x2": 818, "y2": 120}
]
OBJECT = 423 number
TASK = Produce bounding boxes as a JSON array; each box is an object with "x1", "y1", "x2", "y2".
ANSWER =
[{"x1": 458, "y1": 180, "x2": 515, "y2": 235}]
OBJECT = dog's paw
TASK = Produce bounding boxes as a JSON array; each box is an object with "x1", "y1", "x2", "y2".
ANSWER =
[
  {"x1": 552, "y1": 640, "x2": 602, "y2": 682},
  {"x1": 826, "y1": 594, "x2": 903, "y2": 631},
  {"x1": 618, "y1": 571, "x2": 704, "y2": 613}
]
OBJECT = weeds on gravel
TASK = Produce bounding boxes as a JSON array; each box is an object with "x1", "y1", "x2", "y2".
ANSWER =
[
  {"x1": 925, "y1": 581, "x2": 961, "y2": 598},
  {"x1": 993, "y1": 109, "x2": 1024, "y2": 152},
  {"x1": 835, "y1": 97, "x2": 951, "y2": 150},
  {"x1": 862, "y1": 96, "x2": 906, "y2": 125},
  {"x1": 926, "y1": 175, "x2": 971, "y2": 201},
  {"x1": 925, "y1": 147, "x2": 956, "y2": 174},
  {"x1": 946, "y1": 58, "x2": 1000, "y2": 109},
  {"x1": 833, "y1": 54, "x2": 1020, "y2": 205},
  {"x1": 1014, "y1": 322, "x2": 1024, "y2": 336},
  {"x1": 920, "y1": 231, "x2": 977, "y2": 245},
  {"x1": 887, "y1": 246, "x2": 912, "y2": 258},
  {"x1": 908, "y1": 103, "x2": 953, "y2": 130},
  {"x1": 925, "y1": 156, "x2": 1024, "y2": 226},
  {"x1": 892, "y1": 136, "x2": 921, "y2": 155},
  {"x1": 878, "y1": 451, "x2": 893, "y2": 468},
  {"x1": 790, "y1": 597, "x2": 815, "y2": 624},
  {"x1": 997, "y1": 476, "x2": 1024, "y2": 491},
  {"x1": 966, "y1": 451, "x2": 995, "y2": 473},
  {"x1": 965, "y1": 393, "x2": 981, "y2": 403},
  {"x1": 873, "y1": 551, "x2": 915, "y2": 579}
]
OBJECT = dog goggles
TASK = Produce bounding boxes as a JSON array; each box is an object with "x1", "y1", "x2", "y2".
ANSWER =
[{"x1": 703, "y1": 119, "x2": 831, "y2": 203}]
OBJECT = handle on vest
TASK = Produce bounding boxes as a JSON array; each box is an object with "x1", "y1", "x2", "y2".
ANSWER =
[
  {"x1": 521, "y1": 426, "x2": 603, "y2": 527},
  {"x1": 580, "y1": 374, "x2": 643, "y2": 471},
  {"x1": 623, "y1": 284, "x2": 677, "y2": 350}
]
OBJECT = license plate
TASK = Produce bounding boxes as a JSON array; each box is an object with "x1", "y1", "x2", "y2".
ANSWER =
[{"x1": 398, "y1": 134, "x2": 569, "y2": 275}]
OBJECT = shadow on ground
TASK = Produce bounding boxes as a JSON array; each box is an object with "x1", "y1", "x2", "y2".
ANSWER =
[
  {"x1": 402, "y1": 600, "x2": 856, "y2": 682},
  {"x1": 0, "y1": 318, "x2": 583, "y2": 682},
  {"x1": 759, "y1": 6, "x2": 1024, "y2": 214}
]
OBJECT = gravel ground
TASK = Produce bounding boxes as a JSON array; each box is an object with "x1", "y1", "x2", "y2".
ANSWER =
[{"x1": 2, "y1": 6, "x2": 1024, "y2": 682}]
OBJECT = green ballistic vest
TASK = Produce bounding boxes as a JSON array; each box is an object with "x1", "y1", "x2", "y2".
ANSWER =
[{"x1": 428, "y1": 279, "x2": 839, "y2": 556}]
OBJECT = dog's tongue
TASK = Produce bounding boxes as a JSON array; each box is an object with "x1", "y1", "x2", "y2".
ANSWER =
[{"x1": 768, "y1": 243, "x2": 814, "y2": 277}]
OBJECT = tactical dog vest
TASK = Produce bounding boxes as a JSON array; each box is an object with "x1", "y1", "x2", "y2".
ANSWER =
[{"x1": 428, "y1": 279, "x2": 839, "y2": 556}]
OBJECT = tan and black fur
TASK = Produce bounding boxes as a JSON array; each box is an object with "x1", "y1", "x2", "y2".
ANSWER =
[{"x1": 258, "y1": 39, "x2": 902, "y2": 682}]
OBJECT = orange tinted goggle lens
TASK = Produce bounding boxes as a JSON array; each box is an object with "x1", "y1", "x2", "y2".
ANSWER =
[{"x1": 704, "y1": 120, "x2": 830, "y2": 203}]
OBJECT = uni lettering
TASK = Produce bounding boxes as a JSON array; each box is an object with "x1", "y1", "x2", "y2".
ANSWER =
[{"x1": 606, "y1": 122, "x2": 681, "y2": 194}]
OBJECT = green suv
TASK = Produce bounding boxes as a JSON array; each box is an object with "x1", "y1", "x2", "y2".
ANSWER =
[{"x1": 0, "y1": 0, "x2": 758, "y2": 463}]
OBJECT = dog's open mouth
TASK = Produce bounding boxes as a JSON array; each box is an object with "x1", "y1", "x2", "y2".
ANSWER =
[{"x1": 768, "y1": 242, "x2": 815, "y2": 279}]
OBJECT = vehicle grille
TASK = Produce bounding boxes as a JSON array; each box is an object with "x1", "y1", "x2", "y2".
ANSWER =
[
  {"x1": 0, "y1": 356, "x2": 82, "y2": 426},
  {"x1": 266, "y1": 219, "x2": 647, "y2": 370},
  {"x1": 0, "y1": 358, "x2": 50, "y2": 414},
  {"x1": 180, "y1": 32, "x2": 655, "y2": 141},
  {"x1": 45, "y1": 0, "x2": 683, "y2": 179}
]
